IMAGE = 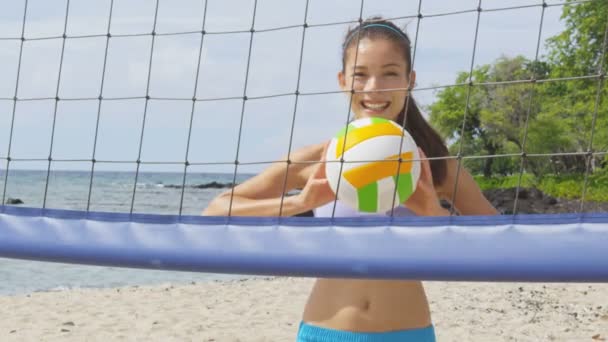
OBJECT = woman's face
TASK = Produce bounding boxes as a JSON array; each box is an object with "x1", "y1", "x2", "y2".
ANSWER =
[{"x1": 339, "y1": 38, "x2": 415, "y2": 122}]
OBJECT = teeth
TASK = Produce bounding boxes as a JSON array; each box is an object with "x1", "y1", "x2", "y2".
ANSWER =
[{"x1": 363, "y1": 102, "x2": 389, "y2": 110}]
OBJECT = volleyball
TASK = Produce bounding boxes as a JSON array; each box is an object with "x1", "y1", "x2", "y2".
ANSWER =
[{"x1": 324, "y1": 117, "x2": 421, "y2": 213}]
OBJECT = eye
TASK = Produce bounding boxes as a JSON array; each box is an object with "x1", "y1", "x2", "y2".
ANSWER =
[
  {"x1": 352, "y1": 72, "x2": 366, "y2": 78},
  {"x1": 385, "y1": 72, "x2": 399, "y2": 77}
]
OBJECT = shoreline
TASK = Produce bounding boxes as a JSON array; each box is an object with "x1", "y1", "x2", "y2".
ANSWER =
[
  {"x1": 0, "y1": 257, "x2": 254, "y2": 297},
  {"x1": 1, "y1": 277, "x2": 607, "y2": 341}
]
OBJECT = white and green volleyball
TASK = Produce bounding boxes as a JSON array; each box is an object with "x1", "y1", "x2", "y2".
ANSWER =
[{"x1": 324, "y1": 117, "x2": 421, "y2": 213}]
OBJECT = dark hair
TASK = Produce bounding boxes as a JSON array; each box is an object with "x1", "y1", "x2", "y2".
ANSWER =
[{"x1": 342, "y1": 17, "x2": 449, "y2": 186}]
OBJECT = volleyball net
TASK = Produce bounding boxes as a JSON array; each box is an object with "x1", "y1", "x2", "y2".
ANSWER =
[{"x1": 0, "y1": 0, "x2": 607, "y2": 282}]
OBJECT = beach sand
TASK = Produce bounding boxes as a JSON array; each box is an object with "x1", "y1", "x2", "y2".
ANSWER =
[{"x1": 0, "y1": 277, "x2": 607, "y2": 341}]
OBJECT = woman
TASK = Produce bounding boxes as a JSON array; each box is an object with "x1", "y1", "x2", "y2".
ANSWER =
[{"x1": 203, "y1": 17, "x2": 498, "y2": 342}]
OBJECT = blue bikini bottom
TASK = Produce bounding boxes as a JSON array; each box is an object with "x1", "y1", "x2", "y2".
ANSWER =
[{"x1": 296, "y1": 321, "x2": 436, "y2": 342}]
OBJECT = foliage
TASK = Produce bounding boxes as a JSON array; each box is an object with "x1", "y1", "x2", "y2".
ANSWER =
[
  {"x1": 474, "y1": 167, "x2": 608, "y2": 202},
  {"x1": 429, "y1": 0, "x2": 608, "y2": 180}
]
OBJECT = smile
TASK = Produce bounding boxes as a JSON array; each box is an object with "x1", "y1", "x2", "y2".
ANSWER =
[{"x1": 361, "y1": 101, "x2": 390, "y2": 111}]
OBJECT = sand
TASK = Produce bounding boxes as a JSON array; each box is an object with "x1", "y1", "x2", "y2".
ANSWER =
[{"x1": 0, "y1": 277, "x2": 607, "y2": 341}]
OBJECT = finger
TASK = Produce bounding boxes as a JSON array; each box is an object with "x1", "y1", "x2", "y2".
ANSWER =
[
  {"x1": 319, "y1": 140, "x2": 330, "y2": 162},
  {"x1": 312, "y1": 160, "x2": 326, "y2": 179},
  {"x1": 314, "y1": 141, "x2": 331, "y2": 179},
  {"x1": 309, "y1": 157, "x2": 327, "y2": 181}
]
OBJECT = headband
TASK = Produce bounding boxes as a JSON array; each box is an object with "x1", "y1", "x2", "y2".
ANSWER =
[{"x1": 343, "y1": 23, "x2": 410, "y2": 49}]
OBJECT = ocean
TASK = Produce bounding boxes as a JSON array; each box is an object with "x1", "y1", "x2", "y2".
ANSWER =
[{"x1": 0, "y1": 169, "x2": 255, "y2": 296}]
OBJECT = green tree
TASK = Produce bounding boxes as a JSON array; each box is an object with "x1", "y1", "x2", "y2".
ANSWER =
[
  {"x1": 430, "y1": 0, "x2": 608, "y2": 176},
  {"x1": 429, "y1": 56, "x2": 541, "y2": 177},
  {"x1": 543, "y1": 0, "x2": 608, "y2": 171}
]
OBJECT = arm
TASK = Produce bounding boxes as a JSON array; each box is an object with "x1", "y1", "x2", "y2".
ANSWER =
[
  {"x1": 438, "y1": 159, "x2": 499, "y2": 216},
  {"x1": 202, "y1": 143, "x2": 326, "y2": 217},
  {"x1": 404, "y1": 149, "x2": 452, "y2": 217}
]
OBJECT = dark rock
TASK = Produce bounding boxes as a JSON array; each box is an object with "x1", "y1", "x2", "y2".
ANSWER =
[
  {"x1": 517, "y1": 188, "x2": 530, "y2": 199},
  {"x1": 482, "y1": 187, "x2": 608, "y2": 214},
  {"x1": 191, "y1": 181, "x2": 235, "y2": 189},
  {"x1": 163, "y1": 184, "x2": 180, "y2": 189},
  {"x1": 6, "y1": 198, "x2": 23, "y2": 205},
  {"x1": 165, "y1": 181, "x2": 236, "y2": 189},
  {"x1": 543, "y1": 196, "x2": 558, "y2": 205},
  {"x1": 482, "y1": 188, "x2": 549, "y2": 214}
]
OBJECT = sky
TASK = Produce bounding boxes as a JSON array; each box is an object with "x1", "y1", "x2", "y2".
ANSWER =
[{"x1": 0, "y1": 0, "x2": 569, "y2": 174}]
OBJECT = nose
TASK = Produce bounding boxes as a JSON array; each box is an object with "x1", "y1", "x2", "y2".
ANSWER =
[{"x1": 363, "y1": 76, "x2": 382, "y2": 95}]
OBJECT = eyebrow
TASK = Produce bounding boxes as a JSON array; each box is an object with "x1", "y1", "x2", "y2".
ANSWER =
[{"x1": 352, "y1": 63, "x2": 403, "y2": 69}]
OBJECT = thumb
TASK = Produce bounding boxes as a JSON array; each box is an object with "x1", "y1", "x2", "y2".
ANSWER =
[
  {"x1": 320, "y1": 141, "x2": 330, "y2": 162},
  {"x1": 312, "y1": 158, "x2": 327, "y2": 180}
]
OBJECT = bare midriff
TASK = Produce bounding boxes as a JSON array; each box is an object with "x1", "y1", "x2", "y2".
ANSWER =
[{"x1": 301, "y1": 278, "x2": 432, "y2": 332}]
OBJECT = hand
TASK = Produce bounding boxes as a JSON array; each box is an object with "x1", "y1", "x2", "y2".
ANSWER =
[
  {"x1": 296, "y1": 143, "x2": 336, "y2": 211},
  {"x1": 404, "y1": 148, "x2": 448, "y2": 216}
]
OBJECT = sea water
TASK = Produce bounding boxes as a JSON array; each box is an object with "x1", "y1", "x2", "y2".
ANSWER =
[{"x1": 0, "y1": 169, "x2": 255, "y2": 295}]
